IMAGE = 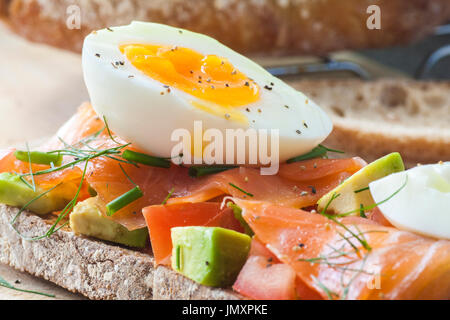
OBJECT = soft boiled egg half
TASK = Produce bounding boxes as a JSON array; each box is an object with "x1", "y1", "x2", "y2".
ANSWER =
[
  {"x1": 82, "y1": 21, "x2": 332, "y2": 166},
  {"x1": 370, "y1": 162, "x2": 450, "y2": 240}
]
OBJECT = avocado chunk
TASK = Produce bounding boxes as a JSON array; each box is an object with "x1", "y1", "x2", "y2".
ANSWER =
[
  {"x1": 70, "y1": 197, "x2": 148, "y2": 248},
  {"x1": 0, "y1": 172, "x2": 70, "y2": 214},
  {"x1": 171, "y1": 226, "x2": 251, "y2": 287},
  {"x1": 317, "y1": 152, "x2": 405, "y2": 215}
]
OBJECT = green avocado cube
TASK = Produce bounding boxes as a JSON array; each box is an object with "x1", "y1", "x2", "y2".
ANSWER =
[
  {"x1": 70, "y1": 197, "x2": 148, "y2": 248},
  {"x1": 0, "y1": 172, "x2": 70, "y2": 214},
  {"x1": 171, "y1": 226, "x2": 251, "y2": 287},
  {"x1": 317, "y1": 152, "x2": 405, "y2": 215}
]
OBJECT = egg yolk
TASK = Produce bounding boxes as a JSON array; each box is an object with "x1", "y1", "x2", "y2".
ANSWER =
[{"x1": 119, "y1": 44, "x2": 259, "y2": 108}]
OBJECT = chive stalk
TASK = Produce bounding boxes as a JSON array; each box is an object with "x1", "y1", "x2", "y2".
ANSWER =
[
  {"x1": 188, "y1": 165, "x2": 237, "y2": 177},
  {"x1": 15, "y1": 150, "x2": 63, "y2": 166},
  {"x1": 229, "y1": 182, "x2": 254, "y2": 197},
  {"x1": 122, "y1": 150, "x2": 171, "y2": 168},
  {"x1": 287, "y1": 144, "x2": 344, "y2": 163},
  {"x1": 106, "y1": 186, "x2": 144, "y2": 216}
]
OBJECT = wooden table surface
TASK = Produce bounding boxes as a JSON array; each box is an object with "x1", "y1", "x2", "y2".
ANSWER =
[{"x1": 0, "y1": 22, "x2": 88, "y2": 149}]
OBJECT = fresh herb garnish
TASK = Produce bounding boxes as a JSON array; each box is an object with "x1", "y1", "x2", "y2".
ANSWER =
[
  {"x1": 10, "y1": 126, "x2": 133, "y2": 240},
  {"x1": 106, "y1": 187, "x2": 143, "y2": 216},
  {"x1": 103, "y1": 115, "x2": 121, "y2": 145},
  {"x1": 297, "y1": 176, "x2": 407, "y2": 299},
  {"x1": 354, "y1": 186, "x2": 370, "y2": 194},
  {"x1": 286, "y1": 144, "x2": 345, "y2": 163},
  {"x1": 335, "y1": 176, "x2": 408, "y2": 218},
  {"x1": 359, "y1": 204, "x2": 367, "y2": 218},
  {"x1": 161, "y1": 187, "x2": 175, "y2": 205},
  {"x1": 311, "y1": 275, "x2": 339, "y2": 300},
  {"x1": 15, "y1": 150, "x2": 63, "y2": 166},
  {"x1": 188, "y1": 165, "x2": 237, "y2": 178},
  {"x1": 11, "y1": 161, "x2": 89, "y2": 241},
  {"x1": 228, "y1": 183, "x2": 254, "y2": 197},
  {"x1": 121, "y1": 150, "x2": 171, "y2": 168},
  {"x1": 10, "y1": 183, "x2": 62, "y2": 225},
  {"x1": 175, "y1": 245, "x2": 182, "y2": 270},
  {"x1": 106, "y1": 164, "x2": 144, "y2": 216},
  {"x1": 19, "y1": 142, "x2": 129, "y2": 179},
  {"x1": 25, "y1": 142, "x2": 36, "y2": 192},
  {"x1": 0, "y1": 275, "x2": 55, "y2": 298}
]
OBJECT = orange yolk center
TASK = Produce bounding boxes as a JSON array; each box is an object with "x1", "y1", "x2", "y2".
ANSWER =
[{"x1": 120, "y1": 44, "x2": 259, "y2": 107}]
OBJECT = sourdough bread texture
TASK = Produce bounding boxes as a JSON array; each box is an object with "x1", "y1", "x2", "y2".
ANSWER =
[
  {"x1": 0, "y1": 204, "x2": 154, "y2": 299},
  {"x1": 0, "y1": 204, "x2": 244, "y2": 300},
  {"x1": 153, "y1": 266, "x2": 241, "y2": 300},
  {"x1": 3, "y1": 0, "x2": 450, "y2": 55},
  {"x1": 292, "y1": 79, "x2": 450, "y2": 167}
]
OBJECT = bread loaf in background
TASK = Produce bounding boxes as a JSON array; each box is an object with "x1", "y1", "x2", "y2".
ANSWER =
[
  {"x1": 2, "y1": 0, "x2": 450, "y2": 56},
  {"x1": 292, "y1": 79, "x2": 450, "y2": 168}
]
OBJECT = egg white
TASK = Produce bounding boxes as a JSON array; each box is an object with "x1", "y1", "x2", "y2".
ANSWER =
[
  {"x1": 369, "y1": 162, "x2": 450, "y2": 240},
  {"x1": 82, "y1": 21, "x2": 332, "y2": 163}
]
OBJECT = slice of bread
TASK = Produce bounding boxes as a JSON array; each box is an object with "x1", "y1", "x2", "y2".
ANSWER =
[
  {"x1": 0, "y1": 204, "x2": 241, "y2": 300},
  {"x1": 2, "y1": 0, "x2": 450, "y2": 56},
  {"x1": 291, "y1": 79, "x2": 450, "y2": 167}
]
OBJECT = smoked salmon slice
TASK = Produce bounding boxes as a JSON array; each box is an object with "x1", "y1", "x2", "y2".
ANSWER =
[{"x1": 236, "y1": 199, "x2": 450, "y2": 300}]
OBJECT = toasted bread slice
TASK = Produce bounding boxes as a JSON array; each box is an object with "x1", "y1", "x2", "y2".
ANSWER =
[
  {"x1": 292, "y1": 79, "x2": 450, "y2": 167},
  {"x1": 0, "y1": 204, "x2": 241, "y2": 300}
]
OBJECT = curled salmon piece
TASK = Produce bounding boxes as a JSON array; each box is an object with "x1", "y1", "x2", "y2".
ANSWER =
[
  {"x1": 278, "y1": 157, "x2": 367, "y2": 182},
  {"x1": 236, "y1": 199, "x2": 450, "y2": 300}
]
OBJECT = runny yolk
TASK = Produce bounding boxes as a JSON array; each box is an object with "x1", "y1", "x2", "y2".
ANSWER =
[{"x1": 119, "y1": 44, "x2": 260, "y2": 108}]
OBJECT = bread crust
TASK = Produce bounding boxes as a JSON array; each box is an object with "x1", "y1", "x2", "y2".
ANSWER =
[
  {"x1": 153, "y1": 266, "x2": 241, "y2": 300},
  {"x1": 4, "y1": 0, "x2": 450, "y2": 55},
  {"x1": 292, "y1": 79, "x2": 450, "y2": 167}
]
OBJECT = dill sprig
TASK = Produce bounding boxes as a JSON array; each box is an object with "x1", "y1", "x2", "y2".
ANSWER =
[
  {"x1": 0, "y1": 275, "x2": 55, "y2": 298},
  {"x1": 319, "y1": 192, "x2": 372, "y2": 252},
  {"x1": 26, "y1": 142, "x2": 36, "y2": 192},
  {"x1": 298, "y1": 177, "x2": 407, "y2": 299},
  {"x1": 11, "y1": 160, "x2": 89, "y2": 240},
  {"x1": 335, "y1": 176, "x2": 408, "y2": 218},
  {"x1": 10, "y1": 183, "x2": 62, "y2": 225},
  {"x1": 103, "y1": 115, "x2": 121, "y2": 145},
  {"x1": 311, "y1": 276, "x2": 339, "y2": 300},
  {"x1": 354, "y1": 186, "x2": 370, "y2": 193},
  {"x1": 20, "y1": 142, "x2": 130, "y2": 179}
]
